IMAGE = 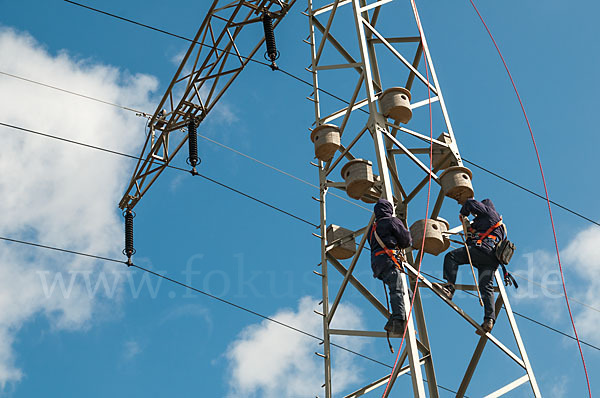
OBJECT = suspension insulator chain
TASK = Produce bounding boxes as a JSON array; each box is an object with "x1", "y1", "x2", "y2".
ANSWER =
[
  {"x1": 187, "y1": 119, "x2": 201, "y2": 175},
  {"x1": 262, "y1": 13, "x2": 280, "y2": 71},
  {"x1": 123, "y1": 209, "x2": 135, "y2": 266}
]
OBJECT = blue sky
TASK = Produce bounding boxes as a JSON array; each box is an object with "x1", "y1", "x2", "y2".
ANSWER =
[{"x1": 0, "y1": 0, "x2": 598, "y2": 397}]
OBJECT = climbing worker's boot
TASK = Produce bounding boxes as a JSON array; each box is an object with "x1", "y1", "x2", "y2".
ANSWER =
[
  {"x1": 384, "y1": 318, "x2": 407, "y2": 337},
  {"x1": 432, "y1": 282, "x2": 455, "y2": 300},
  {"x1": 475, "y1": 319, "x2": 494, "y2": 335}
]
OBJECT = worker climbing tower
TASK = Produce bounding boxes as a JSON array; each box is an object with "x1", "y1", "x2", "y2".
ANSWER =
[{"x1": 306, "y1": 1, "x2": 541, "y2": 396}]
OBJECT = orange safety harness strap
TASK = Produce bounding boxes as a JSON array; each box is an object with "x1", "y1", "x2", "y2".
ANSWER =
[
  {"x1": 470, "y1": 218, "x2": 503, "y2": 245},
  {"x1": 370, "y1": 222, "x2": 404, "y2": 270}
]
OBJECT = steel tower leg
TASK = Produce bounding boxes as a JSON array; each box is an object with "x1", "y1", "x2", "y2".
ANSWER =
[{"x1": 319, "y1": 172, "x2": 333, "y2": 398}]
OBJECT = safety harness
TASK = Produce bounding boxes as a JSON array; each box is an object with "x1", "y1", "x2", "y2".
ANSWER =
[
  {"x1": 370, "y1": 221, "x2": 405, "y2": 270},
  {"x1": 467, "y1": 219, "x2": 503, "y2": 246},
  {"x1": 467, "y1": 218, "x2": 518, "y2": 288}
]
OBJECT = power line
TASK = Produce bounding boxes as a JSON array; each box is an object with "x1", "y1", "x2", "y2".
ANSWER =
[
  {"x1": 61, "y1": 0, "x2": 376, "y2": 123},
  {"x1": 0, "y1": 68, "x2": 370, "y2": 213},
  {"x1": 16, "y1": 0, "x2": 600, "y2": 349},
  {"x1": 2, "y1": 107, "x2": 597, "y2": 356},
  {"x1": 0, "y1": 235, "x2": 123, "y2": 264},
  {"x1": 511, "y1": 272, "x2": 600, "y2": 314},
  {"x1": 463, "y1": 158, "x2": 599, "y2": 228},
  {"x1": 0, "y1": 70, "x2": 149, "y2": 117},
  {"x1": 60, "y1": 1, "x2": 296, "y2": 82},
  {"x1": 2, "y1": 224, "x2": 598, "y2": 365},
  {"x1": 5, "y1": 60, "x2": 599, "y2": 354},
  {"x1": 5, "y1": 120, "x2": 598, "y2": 351},
  {"x1": 63, "y1": 0, "x2": 217, "y2": 48},
  {"x1": 0, "y1": 232, "x2": 462, "y2": 395},
  {"x1": 1, "y1": 115, "x2": 598, "y2": 363},
  {"x1": 37, "y1": 2, "x2": 600, "y2": 230},
  {"x1": 128, "y1": 263, "x2": 394, "y2": 368},
  {"x1": 2, "y1": 122, "x2": 597, "y2": 359},
  {"x1": 4, "y1": 67, "x2": 597, "y2": 232},
  {"x1": 419, "y1": 270, "x2": 600, "y2": 352},
  {"x1": 3, "y1": 121, "x2": 600, "y2": 350},
  {"x1": 197, "y1": 133, "x2": 371, "y2": 212},
  {"x1": 0, "y1": 122, "x2": 317, "y2": 228},
  {"x1": 59, "y1": 0, "x2": 375, "y2": 214},
  {"x1": 0, "y1": 234, "x2": 381, "y2": 366}
]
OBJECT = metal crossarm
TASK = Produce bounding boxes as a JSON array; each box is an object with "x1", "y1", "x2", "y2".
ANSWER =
[{"x1": 119, "y1": 0, "x2": 295, "y2": 210}]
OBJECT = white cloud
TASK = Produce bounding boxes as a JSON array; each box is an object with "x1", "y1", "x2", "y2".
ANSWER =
[
  {"x1": 123, "y1": 340, "x2": 142, "y2": 361},
  {"x1": 548, "y1": 375, "x2": 569, "y2": 398},
  {"x1": 169, "y1": 174, "x2": 186, "y2": 193},
  {"x1": 0, "y1": 26, "x2": 157, "y2": 388},
  {"x1": 511, "y1": 250, "x2": 566, "y2": 322},
  {"x1": 170, "y1": 49, "x2": 187, "y2": 66},
  {"x1": 510, "y1": 224, "x2": 600, "y2": 346},
  {"x1": 562, "y1": 224, "x2": 600, "y2": 345},
  {"x1": 225, "y1": 296, "x2": 366, "y2": 398}
]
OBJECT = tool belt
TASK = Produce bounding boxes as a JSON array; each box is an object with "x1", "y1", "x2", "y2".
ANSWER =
[{"x1": 495, "y1": 239, "x2": 515, "y2": 265}]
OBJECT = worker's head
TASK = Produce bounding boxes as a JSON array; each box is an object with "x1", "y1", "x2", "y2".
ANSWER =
[{"x1": 374, "y1": 198, "x2": 394, "y2": 219}]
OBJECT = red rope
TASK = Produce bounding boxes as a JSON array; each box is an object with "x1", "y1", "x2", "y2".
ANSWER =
[
  {"x1": 382, "y1": 0, "x2": 433, "y2": 395},
  {"x1": 468, "y1": 1, "x2": 592, "y2": 396}
]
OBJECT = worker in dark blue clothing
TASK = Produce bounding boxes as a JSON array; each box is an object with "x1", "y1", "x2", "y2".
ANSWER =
[
  {"x1": 369, "y1": 199, "x2": 413, "y2": 336},
  {"x1": 433, "y1": 198, "x2": 505, "y2": 334}
]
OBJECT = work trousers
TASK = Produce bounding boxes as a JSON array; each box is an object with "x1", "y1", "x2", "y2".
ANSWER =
[
  {"x1": 378, "y1": 265, "x2": 406, "y2": 321},
  {"x1": 443, "y1": 246, "x2": 499, "y2": 321}
]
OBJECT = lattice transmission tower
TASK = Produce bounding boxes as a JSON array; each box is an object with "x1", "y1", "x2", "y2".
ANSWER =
[{"x1": 305, "y1": 1, "x2": 541, "y2": 396}]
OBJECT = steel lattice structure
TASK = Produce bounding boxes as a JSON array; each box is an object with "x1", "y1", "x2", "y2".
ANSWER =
[
  {"x1": 306, "y1": 0, "x2": 541, "y2": 396},
  {"x1": 116, "y1": 0, "x2": 541, "y2": 396},
  {"x1": 119, "y1": 0, "x2": 295, "y2": 210}
]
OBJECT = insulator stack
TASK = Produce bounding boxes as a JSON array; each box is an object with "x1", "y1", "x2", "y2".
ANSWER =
[
  {"x1": 187, "y1": 119, "x2": 201, "y2": 175},
  {"x1": 262, "y1": 13, "x2": 280, "y2": 70},
  {"x1": 123, "y1": 209, "x2": 135, "y2": 266}
]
